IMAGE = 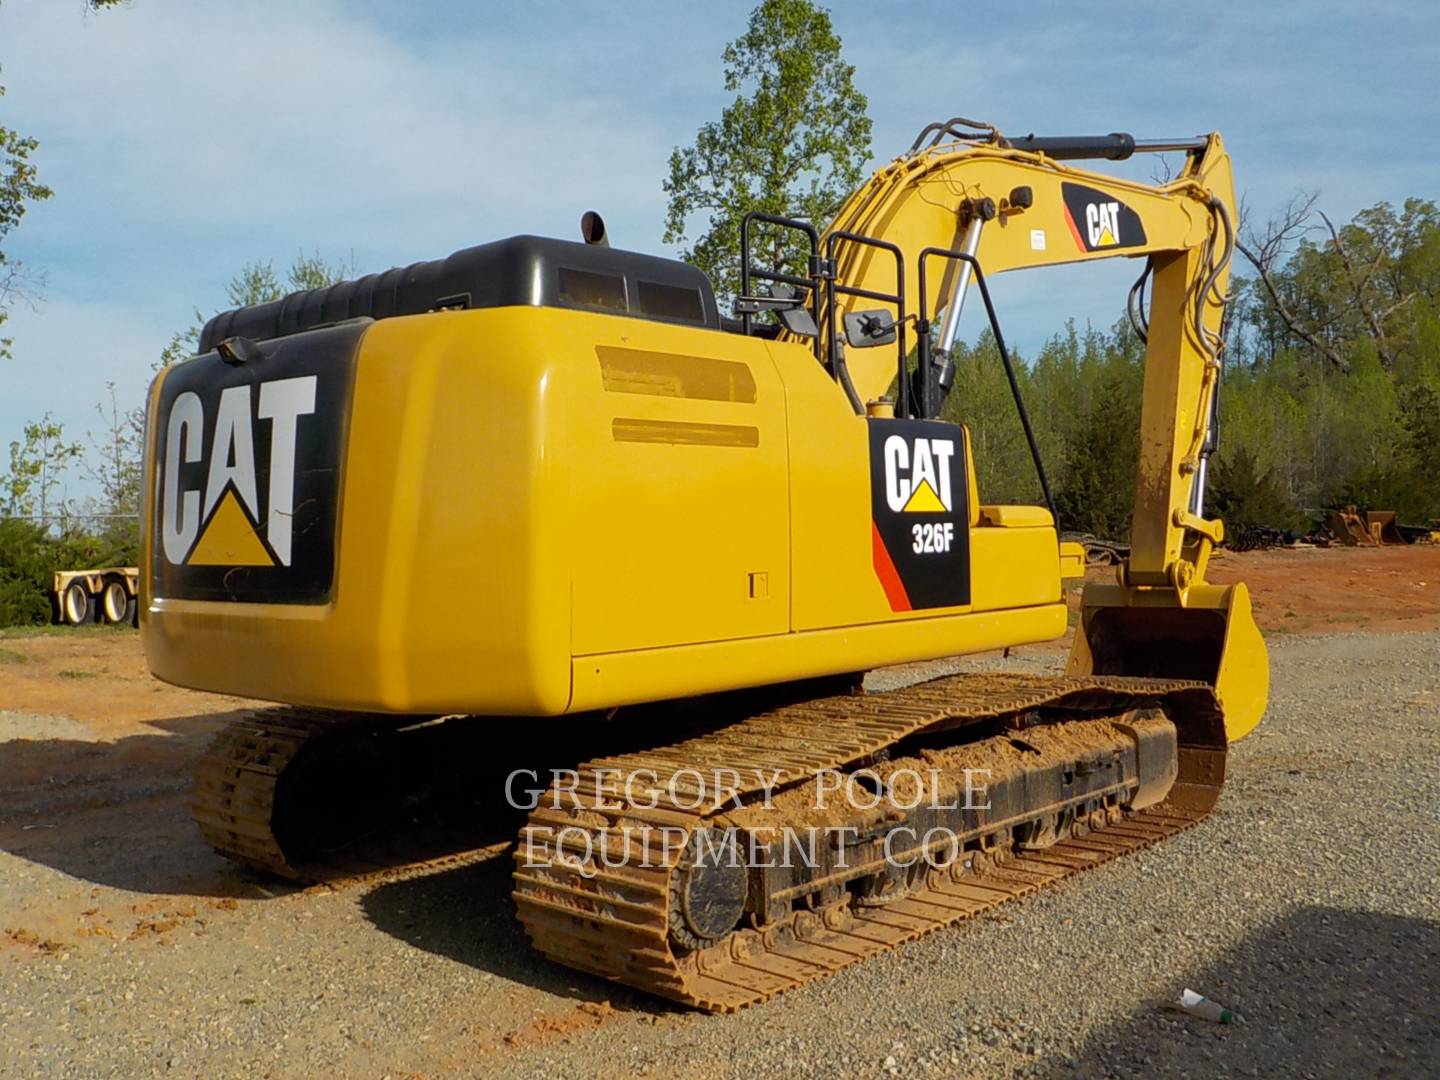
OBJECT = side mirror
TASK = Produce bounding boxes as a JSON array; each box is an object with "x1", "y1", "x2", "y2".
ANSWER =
[{"x1": 843, "y1": 308, "x2": 897, "y2": 348}]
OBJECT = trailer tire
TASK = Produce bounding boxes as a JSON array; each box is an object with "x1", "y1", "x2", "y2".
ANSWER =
[
  {"x1": 62, "y1": 581, "x2": 94, "y2": 626},
  {"x1": 101, "y1": 579, "x2": 131, "y2": 625},
  {"x1": 128, "y1": 597, "x2": 139, "y2": 628}
]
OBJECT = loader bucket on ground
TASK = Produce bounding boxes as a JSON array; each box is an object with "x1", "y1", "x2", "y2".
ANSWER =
[
  {"x1": 1360, "y1": 510, "x2": 1405, "y2": 545},
  {"x1": 1067, "y1": 580, "x2": 1268, "y2": 742},
  {"x1": 1327, "y1": 507, "x2": 1378, "y2": 546}
]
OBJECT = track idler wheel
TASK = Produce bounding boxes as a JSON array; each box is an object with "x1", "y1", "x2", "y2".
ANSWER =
[
  {"x1": 669, "y1": 828, "x2": 749, "y2": 952},
  {"x1": 272, "y1": 730, "x2": 402, "y2": 860}
]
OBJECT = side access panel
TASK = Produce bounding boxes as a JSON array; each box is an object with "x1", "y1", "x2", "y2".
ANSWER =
[
  {"x1": 775, "y1": 338, "x2": 1061, "y2": 632},
  {"x1": 567, "y1": 315, "x2": 791, "y2": 655}
]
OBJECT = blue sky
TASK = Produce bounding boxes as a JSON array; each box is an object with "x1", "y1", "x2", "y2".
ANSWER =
[{"x1": 1, "y1": 0, "x2": 1435, "y2": 502}]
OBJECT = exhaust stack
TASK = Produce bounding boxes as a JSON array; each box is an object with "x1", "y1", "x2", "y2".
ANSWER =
[{"x1": 580, "y1": 210, "x2": 608, "y2": 246}]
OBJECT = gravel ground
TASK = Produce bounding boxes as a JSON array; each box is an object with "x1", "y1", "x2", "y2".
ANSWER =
[{"x1": 1, "y1": 629, "x2": 1437, "y2": 1078}]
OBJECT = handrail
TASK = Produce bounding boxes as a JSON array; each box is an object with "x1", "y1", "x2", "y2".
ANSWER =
[{"x1": 824, "y1": 230, "x2": 906, "y2": 417}]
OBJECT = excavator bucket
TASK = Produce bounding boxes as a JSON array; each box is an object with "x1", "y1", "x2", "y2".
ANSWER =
[{"x1": 1067, "y1": 580, "x2": 1268, "y2": 742}]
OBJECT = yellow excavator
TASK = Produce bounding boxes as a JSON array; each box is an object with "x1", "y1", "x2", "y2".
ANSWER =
[{"x1": 141, "y1": 119, "x2": 1268, "y2": 1011}]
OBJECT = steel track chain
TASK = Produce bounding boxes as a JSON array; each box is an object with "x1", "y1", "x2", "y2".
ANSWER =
[
  {"x1": 190, "y1": 707, "x2": 481, "y2": 884},
  {"x1": 512, "y1": 672, "x2": 1226, "y2": 1011}
]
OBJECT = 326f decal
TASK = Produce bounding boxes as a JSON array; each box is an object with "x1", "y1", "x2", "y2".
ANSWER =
[{"x1": 868, "y1": 419, "x2": 971, "y2": 611}]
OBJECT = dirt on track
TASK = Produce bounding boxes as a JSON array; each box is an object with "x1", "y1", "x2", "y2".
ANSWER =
[{"x1": 1, "y1": 545, "x2": 1437, "y2": 1078}]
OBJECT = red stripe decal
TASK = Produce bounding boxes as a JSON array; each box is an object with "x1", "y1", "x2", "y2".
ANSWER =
[
  {"x1": 871, "y1": 522, "x2": 912, "y2": 612},
  {"x1": 1062, "y1": 204, "x2": 1087, "y2": 252}
]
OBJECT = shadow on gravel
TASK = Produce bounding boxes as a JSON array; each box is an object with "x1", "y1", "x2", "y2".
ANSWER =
[
  {"x1": 1044, "y1": 906, "x2": 1440, "y2": 1078},
  {"x1": 2, "y1": 677, "x2": 846, "y2": 921},
  {"x1": 0, "y1": 711, "x2": 610, "y2": 900},
  {"x1": 0, "y1": 710, "x2": 257, "y2": 896},
  {"x1": 0, "y1": 701, "x2": 673, "y2": 898},
  {"x1": 360, "y1": 851, "x2": 674, "y2": 1014}
]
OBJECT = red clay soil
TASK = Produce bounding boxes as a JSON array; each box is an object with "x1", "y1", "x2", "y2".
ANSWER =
[
  {"x1": 1204, "y1": 543, "x2": 1440, "y2": 636},
  {"x1": 0, "y1": 628, "x2": 250, "y2": 736}
]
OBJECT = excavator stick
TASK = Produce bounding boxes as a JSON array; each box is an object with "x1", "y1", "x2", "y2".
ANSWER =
[{"x1": 1067, "y1": 580, "x2": 1268, "y2": 742}]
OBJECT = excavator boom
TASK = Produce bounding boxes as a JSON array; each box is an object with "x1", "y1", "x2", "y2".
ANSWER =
[{"x1": 755, "y1": 125, "x2": 1266, "y2": 738}]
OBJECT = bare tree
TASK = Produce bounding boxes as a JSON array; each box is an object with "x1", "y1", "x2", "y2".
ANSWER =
[
  {"x1": 1234, "y1": 191, "x2": 1350, "y2": 372},
  {"x1": 1316, "y1": 210, "x2": 1415, "y2": 369},
  {"x1": 85, "y1": 382, "x2": 143, "y2": 518}
]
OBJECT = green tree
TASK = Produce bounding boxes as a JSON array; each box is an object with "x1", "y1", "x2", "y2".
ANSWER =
[
  {"x1": 1052, "y1": 364, "x2": 1142, "y2": 539},
  {"x1": 0, "y1": 516, "x2": 135, "y2": 626},
  {"x1": 159, "y1": 250, "x2": 354, "y2": 367},
  {"x1": 1209, "y1": 446, "x2": 1301, "y2": 533},
  {"x1": 663, "y1": 0, "x2": 871, "y2": 295},
  {"x1": 941, "y1": 333, "x2": 1042, "y2": 505},
  {"x1": 1237, "y1": 195, "x2": 1439, "y2": 372},
  {"x1": 3, "y1": 412, "x2": 83, "y2": 521},
  {"x1": 1224, "y1": 194, "x2": 1440, "y2": 524},
  {"x1": 288, "y1": 248, "x2": 355, "y2": 292}
]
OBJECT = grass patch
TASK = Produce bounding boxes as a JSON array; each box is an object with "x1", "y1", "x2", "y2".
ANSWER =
[
  {"x1": 56, "y1": 669, "x2": 97, "y2": 680},
  {"x1": 0, "y1": 647, "x2": 26, "y2": 664},
  {"x1": 0, "y1": 624, "x2": 132, "y2": 640}
]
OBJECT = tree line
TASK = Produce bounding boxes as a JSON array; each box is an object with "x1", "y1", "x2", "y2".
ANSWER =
[{"x1": 940, "y1": 196, "x2": 1440, "y2": 537}]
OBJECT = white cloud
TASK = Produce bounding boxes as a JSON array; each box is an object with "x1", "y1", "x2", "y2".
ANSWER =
[
  {"x1": 3, "y1": 1, "x2": 677, "y2": 260},
  {"x1": 0, "y1": 0, "x2": 699, "y2": 475},
  {"x1": 0, "y1": 293, "x2": 168, "y2": 504}
]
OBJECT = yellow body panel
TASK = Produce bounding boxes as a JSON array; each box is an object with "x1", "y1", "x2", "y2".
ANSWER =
[
  {"x1": 570, "y1": 328, "x2": 789, "y2": 654},
  {"x1": 146, "y1": 310, "x2": 575, "y2": 714},
  {"x1": 143, "y1": 306, "x2": 1067, "y2": 716},
  {"x1": 571, "y1": 602, "x2": 1064, "y2": 712}
]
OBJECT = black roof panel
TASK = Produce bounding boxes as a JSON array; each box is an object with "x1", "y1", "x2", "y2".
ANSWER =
[{"x1": 198, "y1": 235, "x2": 720, "y2": 353}]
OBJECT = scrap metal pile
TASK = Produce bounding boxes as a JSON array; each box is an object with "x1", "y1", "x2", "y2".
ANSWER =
[
  {"x1": 1067, "y1": 508, "x2": 1436, "y2": 565},
  {"x1": 1322, "y1": 506, "x2": 1437, "y2": 547}
]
